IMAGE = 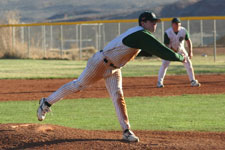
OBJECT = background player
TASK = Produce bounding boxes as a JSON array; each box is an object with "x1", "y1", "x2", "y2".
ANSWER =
[
  {"x1": 37, "y1": 12, "x2": 185, "y2": 142},
  {"x1": 157, "y1": 17, "x2": 201, "y2": 88}
]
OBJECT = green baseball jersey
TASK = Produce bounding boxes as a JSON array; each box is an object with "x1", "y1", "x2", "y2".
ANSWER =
[{"x1": 122, "y1": 29, "x2": 184, "y2": 62}]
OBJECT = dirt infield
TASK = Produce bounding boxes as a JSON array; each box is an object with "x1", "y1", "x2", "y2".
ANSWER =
[
  {"x1": 0, "y1": 74, "x2": 225, "y2": 101},
  {"x1": 1, "y1": 123, "x2": 225, "y2": 150},
  {"x1": 0, "y1": 74, "x2": 225, "y2": 150}
]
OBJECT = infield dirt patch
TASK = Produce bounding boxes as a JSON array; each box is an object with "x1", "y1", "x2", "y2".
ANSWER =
[
  {"x1": 0, "y1": 123, "x2": 225, "y2": 150},
  {"x1": 0, "y1": 74, "x2": 225, "y2": 101},
  {"x1": 0, "y1": 74, "x2": 225, "y2": 150}
]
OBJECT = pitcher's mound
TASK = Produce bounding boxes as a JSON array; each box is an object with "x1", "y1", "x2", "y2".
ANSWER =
[{"x1": 1, "y1": 123, "x2": 225, "y2": 150}]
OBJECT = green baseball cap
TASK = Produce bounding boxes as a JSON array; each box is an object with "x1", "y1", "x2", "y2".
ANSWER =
[
  {"x1": 139, "y1": 11, "x2": 161, "y2": 25},
  {"x1": 171, "y1": 18, "x2": 181, "y2": 23}
]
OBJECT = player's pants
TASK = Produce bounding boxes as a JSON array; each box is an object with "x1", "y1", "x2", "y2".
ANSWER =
[
  {"x1": 46, "y1": 51, "x2": 130, "y2": 131},
  {"x1": 158, "y1": 53, "x2": 196, "y2": 84}
]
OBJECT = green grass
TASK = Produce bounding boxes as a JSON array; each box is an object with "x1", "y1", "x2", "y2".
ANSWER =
[
  {"x1": 1, "y1": 94, "x2": 225, "y2": 132},
  {"x1": 0, "y1": 55, "x2": 224, "y2": 79},
  {"x1": 0, "y1": 59, "x2": 86, "y2": 79},
  {"x1": 0, "y1": 56, "x2": 224, "y2": 132}
]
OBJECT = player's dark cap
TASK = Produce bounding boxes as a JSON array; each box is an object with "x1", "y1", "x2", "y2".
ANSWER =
[
  {"x1": 171, "y1": 18, "x2": 181, "y2": 23},
  {"x1": 138, "y1": 11, "x2": 161, "y2": 25}
]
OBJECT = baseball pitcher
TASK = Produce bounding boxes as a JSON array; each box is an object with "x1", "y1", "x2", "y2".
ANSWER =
[
  {"x1": 37, "y1": 12, "x2": 185, "y2": 142},
  {"x1": 157, "y1": 18, "x2": 201, "y2": 88}
]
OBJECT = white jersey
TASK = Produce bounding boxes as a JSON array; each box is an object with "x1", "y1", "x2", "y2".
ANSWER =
[
  {"x1": 103, "y1": 26, "x2": 143, "y2": 68},
  {"x1": 42, "y1": 25, "x2": 188, "y2": 132},
  {"x1": 46, "y1": 27, "x2": 147, "y2": 131},
  {"x1": 165, "y1": 27, "x2": 187, "y2": 52},
  {"x1": 158, "y1": 26, "x2": 196, "y2": 84}
]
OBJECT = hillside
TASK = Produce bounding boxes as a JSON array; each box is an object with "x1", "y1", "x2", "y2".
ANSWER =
[
  {"x1": 46, "y1": 0, "x2": 225, "y2": 22},
  {"x1": 0, "y1": 0, "x2": 225, "y2": 23},
  {"x1": 160, "y1": 0, "x2": 225, "y2": 17},
  {"x1": 0, "y1": 0, "x2": 178, "y2": 23}
]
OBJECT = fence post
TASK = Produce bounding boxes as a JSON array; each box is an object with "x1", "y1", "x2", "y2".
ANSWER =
[
  {"x1": 42, "y1": 25, "x2": 46, "y2": 57},
  {"x1": 200, "y1": 20, "x2": 203, "y2": 47},
  {"x1": 118, "y1": 22, "x2": 121, "y2": 36},
  {"x1": 187, "y1": 20, "x2": 190, "y2": 36},
  {"x1": 12, "y1": 26, "x2": 15, "y2": 52},
  {"x1": 161, "y1": 21, "x2": 164, "y2": 43},
  {"x1": 75, "y1": 24, "x2": 79, "y2": 51},
  {"x1": 79, "y1": 24, "x2": 82, "y2": 59},
  {"x1": 27, "y1": 26, "x2": 30, "y2": 58},
  {"x1": 60, "y1": 25, "x2": 63, "y2": 58},
  {"x1": 213, "y1": 19, "x2": 217, "y2": 62},
  {"x1": 21, "y1": 26, "x2": 24, "y2": 44},
  {"x1": 98, "y1": 23, "x2": 101, "y2": 50},
  {"x1": 102, "y1": 24, "x2": 106, "y2": 48},
  {"x1": 50, "y1": 25, "x2": 53, "y2": 50},
  {"x1": 95, "y1": 25, "x2": 99, "y2": 51}
]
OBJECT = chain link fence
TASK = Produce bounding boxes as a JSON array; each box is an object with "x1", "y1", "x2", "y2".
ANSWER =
[{"x1": 0, "y1": 17, "x2": 224, "y2": 60}]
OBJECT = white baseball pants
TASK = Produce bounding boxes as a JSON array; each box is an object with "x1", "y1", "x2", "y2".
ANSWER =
[
  {"x1": 158, "y1": 50, "x2": 196, "y2": 84},
  {"x1": 46, "y1": 51, "x2": 130, "y2": 131}
]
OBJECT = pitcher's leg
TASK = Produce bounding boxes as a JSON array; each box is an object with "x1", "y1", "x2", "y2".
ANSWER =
[
  {"x1": 46, "y1": 53, "x2": 105, "y2": 105},
  {"x1": 37, "y1": 52, "x2": 106, "y2": 121},
  {"x1": 46, "y1": 80, "x2": 82, "y2": 104},
  {"x1": 104, "y1": 69, "x2": 130, "y2": 131}
]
